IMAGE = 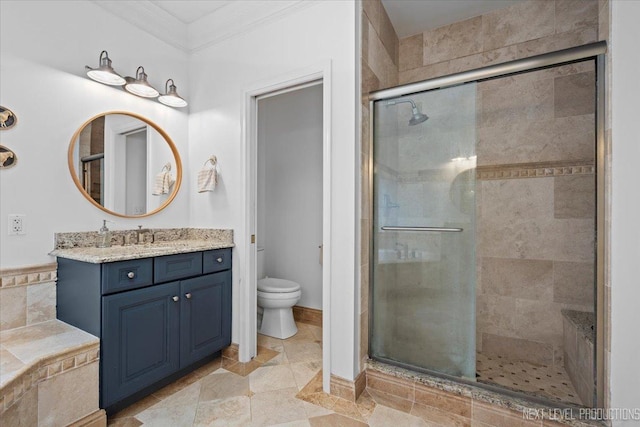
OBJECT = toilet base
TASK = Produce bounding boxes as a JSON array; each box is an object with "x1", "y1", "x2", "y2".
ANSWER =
[{"x1": 258, "y1": 307, "x2": 298, "y2": 339}]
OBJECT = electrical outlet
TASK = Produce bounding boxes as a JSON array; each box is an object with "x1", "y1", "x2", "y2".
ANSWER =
[{"x1": 8, "y1": 214, "x2": 25, "y2": 235}]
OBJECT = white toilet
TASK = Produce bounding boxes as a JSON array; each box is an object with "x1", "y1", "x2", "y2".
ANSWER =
[{"x1": 257, "y1": 247, "x2": 301, "y2": 339}]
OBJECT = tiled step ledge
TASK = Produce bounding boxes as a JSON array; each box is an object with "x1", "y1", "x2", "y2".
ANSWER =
[
  {"x1": 0, "y1": 320, "x2": 99, "y2": 418},
  {"x1": 366, "y1": 359, "x2": 605, "y2": 427}
]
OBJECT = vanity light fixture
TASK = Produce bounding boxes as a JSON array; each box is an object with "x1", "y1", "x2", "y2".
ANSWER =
[
  {"x1": 85, "y1": 51, "x2": 126, "y2": 86},
  {"x1": 124, "y1": 66, "x2": 159, "y2": 98},
  {"x1": 158, "y1": 79, "x2": 188, "y2": 107}
]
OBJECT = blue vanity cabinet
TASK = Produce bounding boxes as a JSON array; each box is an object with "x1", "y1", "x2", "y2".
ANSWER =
[
  {"x1": 180, "y1": 271, "x2": 232, "y2": 368},
  {"x1": 102, "y1": 281, "x2": 181, "y2": 409},
  {"x1": 56, "y1": 248, "x2": 232, "y2": 414}
]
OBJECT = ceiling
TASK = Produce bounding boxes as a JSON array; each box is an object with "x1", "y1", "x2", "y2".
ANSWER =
[
  {"x1": 380, "y1": 0, "x2": 524, "y2": 38},
  {"x1": 94, "y1": 0, "x2": 523, "y2": 52}
]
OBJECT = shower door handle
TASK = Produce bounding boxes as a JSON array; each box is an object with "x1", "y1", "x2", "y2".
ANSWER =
[{"x1": 381, "y1": 226, "x2": 463, "y2": 232}]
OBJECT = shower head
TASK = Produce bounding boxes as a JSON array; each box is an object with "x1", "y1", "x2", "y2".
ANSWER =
[{"x1": 384, "y1": 98, "x2": 429, "y2": 126}]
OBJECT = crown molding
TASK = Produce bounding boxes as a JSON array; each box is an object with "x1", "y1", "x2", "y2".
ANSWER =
[
  {"x1": 91, "y1": 0, "x2": 310, "y2": 53},
  {"x1": 92, "y1": 0, "x2": 189, "y2": 51},
  {"x1": 188, "y1": 0, "x2": 309, "y2": 53}
]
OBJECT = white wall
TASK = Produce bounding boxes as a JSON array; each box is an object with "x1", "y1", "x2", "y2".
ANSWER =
[
  {"x1": 258, "y1": 84, "x2": 323, "y2": 309},
  {"x1": 610, "y1": 1, "x2": 640, "y2": 424},
  {"x1": 0, "y1": 0, "x2": 190, "y2": 267},
  {"x1": 188, "y1": 1, "x2": 358, "y2": 379}
]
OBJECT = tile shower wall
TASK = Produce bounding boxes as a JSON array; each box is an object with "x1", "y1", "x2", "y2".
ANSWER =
[
  {"x1": 392, "y1": 0, "x2": 599, "y2": 368},
  {"x1": 361, "y1": 0, "x2": 399, "y2": 369},
  {"x1": 361, "y1": 0, "x2": 601, "y2": 374}
]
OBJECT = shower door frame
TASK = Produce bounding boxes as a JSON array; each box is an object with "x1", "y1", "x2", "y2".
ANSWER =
[{"x1": 368, "y1": 41, "x2": 607, "y2": 408}]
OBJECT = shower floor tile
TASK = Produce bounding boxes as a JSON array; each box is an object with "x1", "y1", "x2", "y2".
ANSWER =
[{"x1": 476, "y1": 352, "x2": 583, "y2": 406}]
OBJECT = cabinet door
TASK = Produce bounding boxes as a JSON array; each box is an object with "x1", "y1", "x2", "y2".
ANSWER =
[
  {"x1": 102, "y1": 281, "x2": 180, "y2": 408},
  {"x1": 180, "y1": 271, "x2": 231, "y2": 368}
]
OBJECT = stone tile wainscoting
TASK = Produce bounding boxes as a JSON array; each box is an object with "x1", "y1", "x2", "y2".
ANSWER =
[{"x1": 0, "y1": 264, "x2": 105, "y2": 426}]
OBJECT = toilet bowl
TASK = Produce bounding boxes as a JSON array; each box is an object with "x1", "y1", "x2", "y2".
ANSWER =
[{"x1": 257, "y1": 278, "x2": 301, "y2": 339}]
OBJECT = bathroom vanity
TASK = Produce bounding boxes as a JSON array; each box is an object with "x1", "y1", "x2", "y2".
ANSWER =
[{"x1": 52, "y1": 230, "x2": 233, "y2": 414}]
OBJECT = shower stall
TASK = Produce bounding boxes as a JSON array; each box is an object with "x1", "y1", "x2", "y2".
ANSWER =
[{"x1": 368, "y1": 42, "x2": 606, "y2": 408}]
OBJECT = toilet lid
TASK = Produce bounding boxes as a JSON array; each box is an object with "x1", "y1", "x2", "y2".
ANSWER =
[{"x1": 258, "y1": 278, "x2": 301, "y2": 293}]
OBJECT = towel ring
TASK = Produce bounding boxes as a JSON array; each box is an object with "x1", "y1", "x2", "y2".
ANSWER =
[
  {"x1": 161, "y1": 162, "x2": 172, "y2": 172},
  {"x1": 203, "y1": 155, "x2": 217, "y2": 168}
]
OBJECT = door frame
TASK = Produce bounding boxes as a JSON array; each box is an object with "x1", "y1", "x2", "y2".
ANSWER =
[{"x1": 241, "y1": 61, "x2": 332, "y2": 391}]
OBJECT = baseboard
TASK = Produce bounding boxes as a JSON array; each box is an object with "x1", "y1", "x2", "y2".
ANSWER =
[
  {"x1": 293, "y1": 305, "x2": 322, "y2": 327},
  {"x1": 330, "y1": 370, "x2": 366, "y2": 402}
]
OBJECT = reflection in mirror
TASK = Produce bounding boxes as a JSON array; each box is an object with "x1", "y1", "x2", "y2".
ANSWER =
[{"x1": 69, "y1": 112, "x2": 181, "y2": 218}]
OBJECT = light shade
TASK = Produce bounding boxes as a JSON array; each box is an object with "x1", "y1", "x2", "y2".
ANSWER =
[
  {"x1": 124, "y1": 66, "x2": 159, "y2": 98},
  {"x1": 158, "y1": 79, "x2": 188, "y2": 107},
  {"x1": 85, "y1": 51, "x2": 126, "y2": 86}
]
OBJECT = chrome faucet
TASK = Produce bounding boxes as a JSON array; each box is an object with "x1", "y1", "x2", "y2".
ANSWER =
[{"x1": 136, "y1": 225, "x2": 153, "y2": 245}]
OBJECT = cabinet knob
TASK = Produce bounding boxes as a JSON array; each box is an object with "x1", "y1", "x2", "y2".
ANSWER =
[
  {"x1": 172, "y1": 296, "x2": 179, "y2": 302},
  {"x1": 185, "y1": 293, "x2": 192, "y2": 299},
  {"x1": 127, "y1": 272, "x2": 135, "y2": 279},
  {"x1": 216, "y1": 257, "x2": 223, "y2": 263}
]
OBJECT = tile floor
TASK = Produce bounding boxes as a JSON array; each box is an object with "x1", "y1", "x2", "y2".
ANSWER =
[
  {"x1": 476, "y1": 352, "x2": 583, "y2": 406},
  {"x1": 108, "y1": 322, "x2": 395, "y2": 426}
]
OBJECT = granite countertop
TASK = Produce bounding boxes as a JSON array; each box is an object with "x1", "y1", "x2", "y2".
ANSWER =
[{"x1": 49, "y1": 228, "x2": 234, "y2": 263}]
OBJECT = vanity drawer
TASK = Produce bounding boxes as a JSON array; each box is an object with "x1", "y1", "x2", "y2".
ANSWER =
[
  {"x1": 102, "y1": 259, "x2": 153, "y2": 295},
  {"x1": 155, "y1": 252, "x2": 203, "y2": 283},
  {"x1": 203, "y1": 248, "x2": 232, "y2": 274}
]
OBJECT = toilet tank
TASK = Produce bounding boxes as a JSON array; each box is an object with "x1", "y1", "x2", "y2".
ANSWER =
[{"x1": 257, "y1": 247, "x2": 265, "y2": 279}]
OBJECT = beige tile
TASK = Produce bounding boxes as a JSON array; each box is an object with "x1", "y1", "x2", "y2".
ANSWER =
[
  {"x1": 110, "y1": 394, "x2": 161, "y2": 419},
  {"x1": 516, "y1": 26, "x2": 597, "y2": 59},
  {"x1": 472, "y1": 400, "x2": 542, "y2": 427},
  {"x1": 257, "y1": 333, "x2": 284, "y2": 350},
  {"x1": 135, "y1": 404, "x2": 198, "y2": 427},
  {"x1": 481, "y1": 257, "x2": 553, "y2": 301},
  {"x1": 0, "y1": 347, "x2": 25, "y2": 385},
  {"x1": 399, "y1": 34, "x2": 423, "y2": 72},
  {"x1": 151, "y1": 381, "x2": 201, "y2": 409},
  {"x1": 366, "y1": 370, "x2": 414, "y2": 401},
  {"x1": 151, "y1": 370, "x2": 201, "y2": 401},
  {"x1": 38, "y1": 361, "x2": 99, "y2": 427},
  {"x1": 249, "y1": 364, "x2": 297, "y2": 393},
  {"x1": 360, "y1": 263, "x2": 369, "y2": 314},
  {"x1": 283, "y1": 341, "x2": 322, "y2": 363},
  {"x1": 250, "y1": 387, "x2": 308, "y2": 426},
  {"x1": 361, "y1": 11, "x2": 369, "y2": 64},
  {"x1": 411, "y1": 402, "x2": 471, "y2": 427},
  {"x1": 379, "y1": 3, "x2": 398, "y2": 66},
  {"x1": 107, "y1": 416, "x2": 142, "y2": 427},
  {"x1": 554, "y1": 175, "x2": 596, "y2": 219},
  {"x1": 598, "y1": 0, "x2": 610, "y2": 41},
  {"x1": 366, "y1": 388, "x2": 413, "y2": 414},
  {"x1": 368, "y1": 405, "x2": 427, "y2": 427},
  {"x1": 398, "y1": 61, "x2": 450, "y2": 85},
  {"x1": 302, "y1": 400, "x2": 333, "y2": 419},
  {"x1": 423, "y1": 16, "x2": 483, "y2": 66},
  {"x1": 479, "y1": 76, "x2": 554, "y2": 129},
  {"x1": 553, "y1": 261, "x2": 594, "y2": 306},
  {"x1": 0, "y1": 286, "x2": 26, "y2": 331},
  {"x1": 476, "y1": 294, "x2": 518, "y2": 338},
  {"x1": 254, "y1": 345, "x2": 280, "y2": 364},
  {"x1": 515, "y1": 299, "x2": 564, "y2": 347},
  {"x1": 199, "y1": 371, "x2": 249, "y2": 402},
  {"x1": 362, "y1": 60, "x2": 381, "y2": 94},
  {"x1": 0, "y1": 385, "x2": 37, "y2": 426},
  {"x1": 193, "y1": 395, "x2": 250, "y2": 427},
  {"x1": 555, "y1": 0, "x2": 599, "y2": 33},
  {"x1": 481, "y1": 333, "x2": 554, "y2": 366},
  {"x1": 555, "y1": 72, "x2": 596, "y2": 118},
  {"x1": 413, "y1": 383, "x2": 471, "y2": 418},
  {"x1": 26, "y1": 282, "x2": 56, "y2": 325},
  {"x1": 290, "y1": 360, "x2": 322, "y2": 390},
  {"x1": 368, "y1": 21, "x2": 398, "y2": 89},
  {"x1": 308, "y1": 413, "x2": 367, "y2": 427},
  {"x1": 362, "y1": 0, "x2": 381, "y2": 35},
  {"x1": 482, "y1": 0, "x2": 555, "y2": 50},
  {"x1": 360, "y1": 311, "x2": 369, "y2": 366}
]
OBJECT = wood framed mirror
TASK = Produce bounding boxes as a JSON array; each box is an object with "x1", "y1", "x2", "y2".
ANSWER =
[{"x1": 68, "y1": 111, "x2": 182, "y2": 218}]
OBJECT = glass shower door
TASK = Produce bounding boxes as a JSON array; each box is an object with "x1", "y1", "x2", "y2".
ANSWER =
[{"x1": 370, "y1": 83, "x2": 477, "y2": 379}]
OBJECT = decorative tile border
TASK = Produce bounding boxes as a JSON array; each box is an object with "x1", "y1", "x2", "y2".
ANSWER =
[
  {"x1": 0, "y1": 344, "x2": 99, "y2": 414},
  {"x1": 0, "y1": 263, "x2": 57, "y2": 288},
  {"x1": 477, "y1": 161, "x2": 595, "y2": 181}
]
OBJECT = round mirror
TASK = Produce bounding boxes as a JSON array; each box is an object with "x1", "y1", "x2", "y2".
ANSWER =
[{"x1": 68, "y1": 111, "x2": 182, "y2": 218}]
